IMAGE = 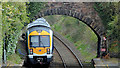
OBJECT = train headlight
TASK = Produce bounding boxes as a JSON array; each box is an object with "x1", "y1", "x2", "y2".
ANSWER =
[
  {"x1": 47, "y1": 48, "x2": 50, "y2": 54},
  {"x1": 30, "y1": 49, "x2": 33, "y2": 55}
]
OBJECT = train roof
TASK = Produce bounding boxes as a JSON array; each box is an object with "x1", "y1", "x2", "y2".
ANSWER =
[{"x1": 27, "y1": 18, "x2": 50, "y2": 29}]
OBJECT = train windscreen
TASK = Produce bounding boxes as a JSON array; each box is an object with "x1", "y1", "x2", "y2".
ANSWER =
[{"x1": 30, "y1": 35, "x2": 50, "y2": 47}]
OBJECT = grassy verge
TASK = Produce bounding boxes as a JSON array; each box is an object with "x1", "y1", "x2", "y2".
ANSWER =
[{"x1": 7, "y1": 53, "x2": 22, "y2": 64}]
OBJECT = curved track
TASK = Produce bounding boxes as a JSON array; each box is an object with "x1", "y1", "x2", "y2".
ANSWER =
[
  {"x1": 54, "y1": 35, "x2": 83, "y2": 68},
  {"x1": 49, "y1": 47, "x2": 66, "y2": 68},
  {"x1": 3, "y1": 35, "x2": 83, "y2": 68}
]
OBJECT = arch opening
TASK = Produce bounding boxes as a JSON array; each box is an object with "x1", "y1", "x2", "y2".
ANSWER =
[{"x1": 43, "y1": 15, "x2": 99, "y2": 62}]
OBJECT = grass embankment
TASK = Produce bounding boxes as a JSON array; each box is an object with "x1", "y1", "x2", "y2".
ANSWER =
[
  {"x1": 7, "y1": 39, "x2": 26, "y2": 64},
  {"x1": 45, "y1": 15, "x2": 98, "y2": 62},
  {"x1": 6, "y1": 39, "x2": 25, "y2": 64},
  {"x1": 7, "y1": 53, "x2": 22, "y2": 64}
]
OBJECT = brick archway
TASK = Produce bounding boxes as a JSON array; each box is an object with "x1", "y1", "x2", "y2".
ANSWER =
[{"x1": 31, "y1": 2, "x2": 107, "y2": 57}]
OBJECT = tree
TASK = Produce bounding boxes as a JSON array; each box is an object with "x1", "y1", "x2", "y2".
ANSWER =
[
  {"x1": 94, "y1": 2, "x2": 119, "y2": 54},
  {"x1": 27, "y1": 2, "x2": 46, "y2": 19},
  {"x1": 2, "y1": 2, "x2": 29, "y2": 55}
]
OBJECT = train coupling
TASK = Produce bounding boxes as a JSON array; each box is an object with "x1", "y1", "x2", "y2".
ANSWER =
[{"x1": 37, "y1": 58, "x2": 44, "y2": 64}]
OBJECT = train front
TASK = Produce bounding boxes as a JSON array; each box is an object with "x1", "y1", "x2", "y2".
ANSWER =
[{"x1": 26, "y1": 18, "x2": 54, "y2": 64}]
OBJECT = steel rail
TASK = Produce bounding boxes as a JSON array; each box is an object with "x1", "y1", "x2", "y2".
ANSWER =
[
  {"x1": 54, "y1": 35, "x2": 84, "y2": 68},
  {"x1": 54, "y1": 46, "x2": 67, "y2": 68}
]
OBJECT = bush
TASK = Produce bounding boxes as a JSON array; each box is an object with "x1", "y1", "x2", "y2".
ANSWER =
[{"x1": 2, "y1": 2, "x2": 29, "y2": 56}]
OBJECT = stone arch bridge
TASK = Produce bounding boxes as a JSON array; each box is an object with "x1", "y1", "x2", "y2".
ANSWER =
[{"x1": 30, "y1": 2, "x2": 108, "y2": 57}]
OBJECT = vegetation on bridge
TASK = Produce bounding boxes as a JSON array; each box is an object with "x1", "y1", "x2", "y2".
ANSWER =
[{"x1": 27, "y1": 2, "x2": 46, "y2": 19}]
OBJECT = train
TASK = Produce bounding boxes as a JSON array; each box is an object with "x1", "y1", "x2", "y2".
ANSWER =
[{"x1": 24, "y1": 18, "x2": 54, "y2": 65}]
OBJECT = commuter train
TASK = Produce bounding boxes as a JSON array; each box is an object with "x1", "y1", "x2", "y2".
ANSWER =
[{"x1": 25, "y1": 18, "x2": 54, "y2": 64}]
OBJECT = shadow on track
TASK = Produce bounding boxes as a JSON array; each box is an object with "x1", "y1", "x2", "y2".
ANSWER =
[{"x1": 22, "y1": 57, "x2": 50, "y2": 68}]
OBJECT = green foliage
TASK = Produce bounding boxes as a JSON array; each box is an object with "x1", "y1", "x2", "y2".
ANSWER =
[
  {"x1": 107, "y1": 15, "x2": 119, "y2": 38},
  {"x1": 94, "y1": 2, "x2": 119, "y2": 37},
  {"x1": 2, "y1": 2, "x2": 29, "y2": 55},
  {"x1": 54, "y1": 23, "x2": 62, "y2": 32},
  {"x1": 77, "y1": 43, "x2": 96, "y2": 61},
  {"x1": 27, "y1": 2, "x2": 46, "y2": 19},
  {"x1": 94, "y1": 2, "x2": 119, "y2": 54},
  {"x1": 65, "y1": 34, "x2": 73, "y2": 42},
  {"x1": 0, "y1": 2, "x2": 2, "y2": 64},
  {"x1": 108, "y1": 15, "x2": 119, "y2": 53},
  {"x1": 109, "y1": 44, "x2": 118, "y2": 53},
  {"x1": 7, "y1": 53, "x2": 22, "y2": 64},
  {"x1": 94, "y1": 2, "x2": 117, "y2": 28}
]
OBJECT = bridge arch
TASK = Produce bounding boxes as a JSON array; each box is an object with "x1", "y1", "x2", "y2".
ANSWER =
[{"x1": 30, "y1": 2, "x2": 106, "y2": 57}]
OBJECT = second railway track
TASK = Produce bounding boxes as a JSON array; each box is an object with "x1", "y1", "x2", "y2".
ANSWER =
[{"x1": 54, "y1": 35, "x2": 83, "y2": 68}]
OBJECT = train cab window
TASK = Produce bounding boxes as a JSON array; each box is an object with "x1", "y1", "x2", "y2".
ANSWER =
[
  {"x1": 40, "y1": 35, "x2": 50, "y2": 47},
  {"x1": 30, "y1": 35, "x2": 50, "y2": 47},
  {"x1": 30, "y1": 36, "x2": 39, "y2": 47}
]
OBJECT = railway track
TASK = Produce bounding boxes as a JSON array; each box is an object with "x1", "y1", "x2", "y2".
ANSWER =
[
  {"x1": 2, "y1": 35, "x2": 83, "y2": 68},
  {"x1": 54, "y1": 35, "x2": 83, "y2": 68},
  {"x1": 49, "y1": 47, "x2": 66, "y2": 68}
]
